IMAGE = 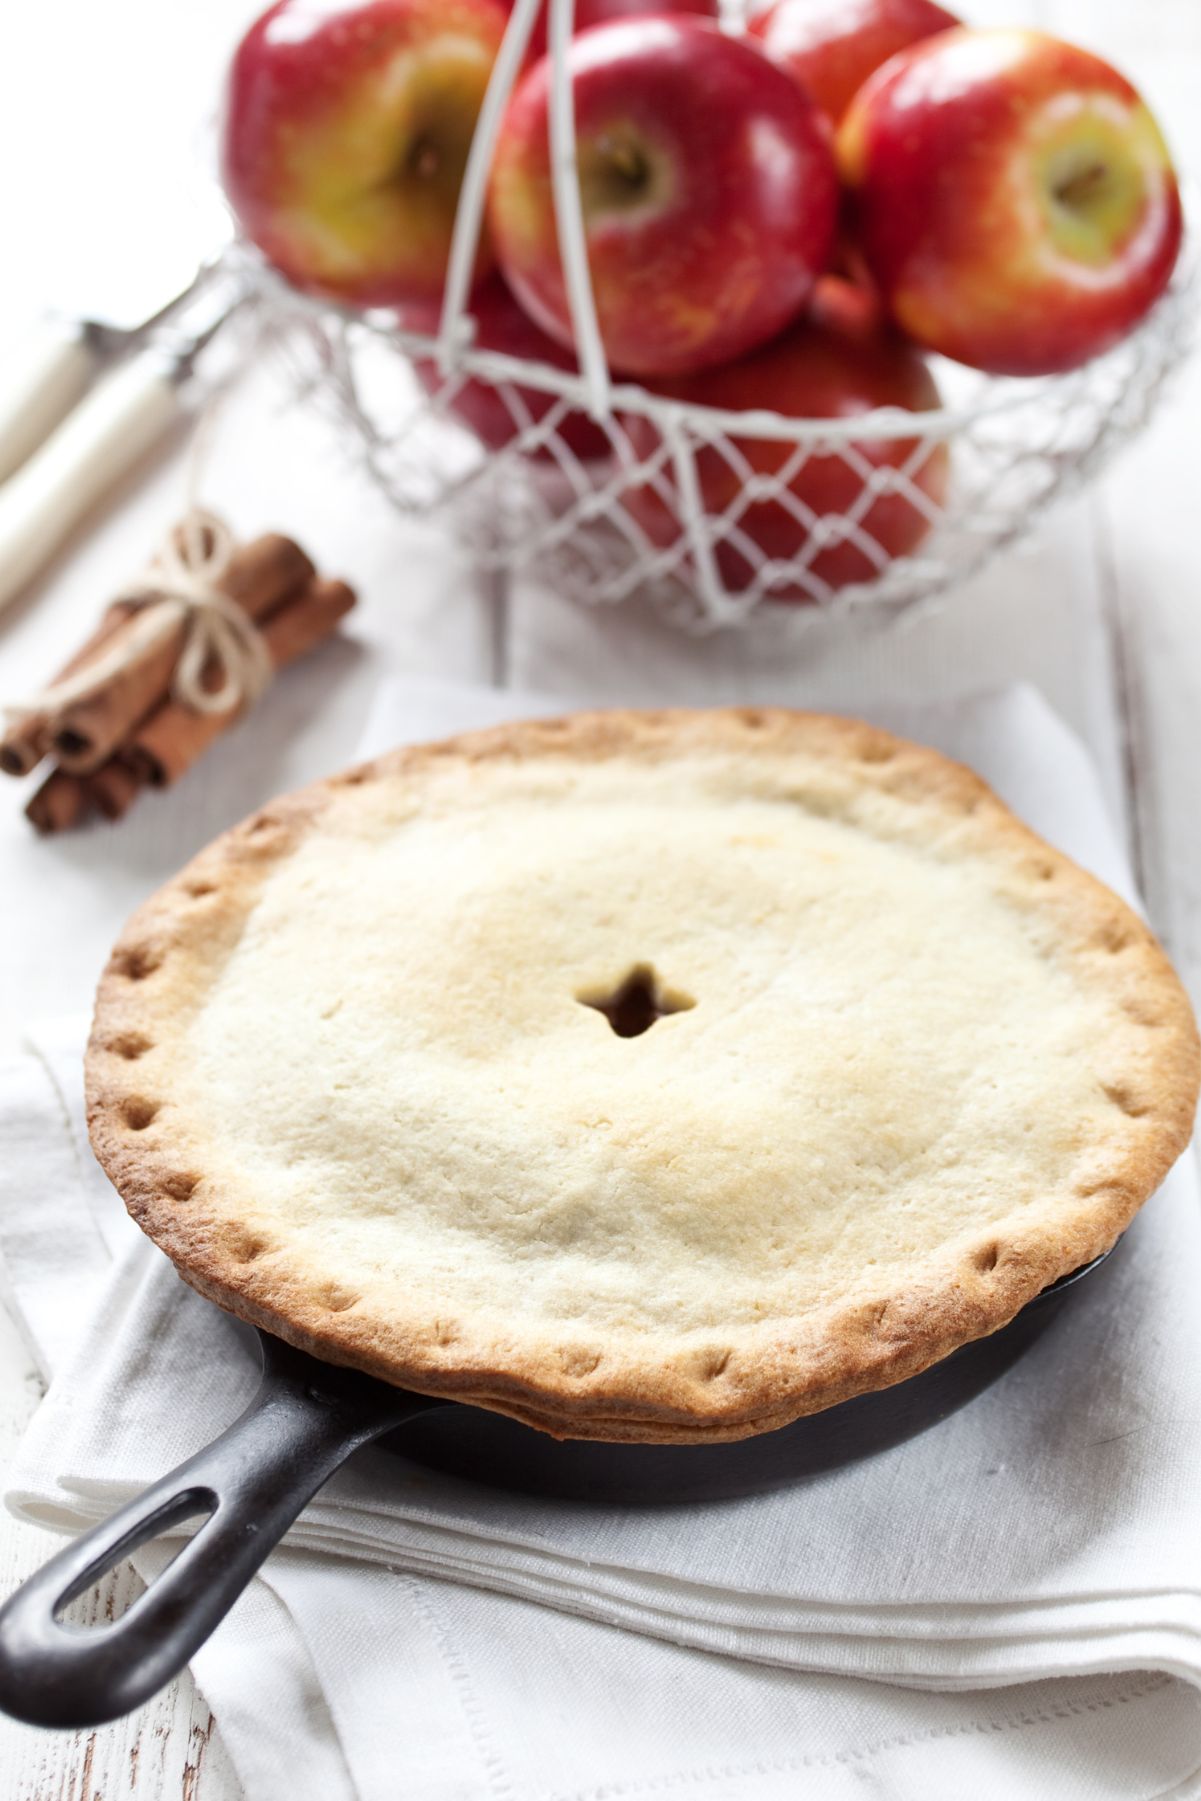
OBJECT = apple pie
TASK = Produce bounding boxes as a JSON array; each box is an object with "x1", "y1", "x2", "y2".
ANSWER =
[{"x1": 86, "y1": 711, "x2": 1200, "y2": 1441}]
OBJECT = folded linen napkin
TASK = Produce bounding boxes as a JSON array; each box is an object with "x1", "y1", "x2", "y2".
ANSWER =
[{"x1": 3, "y1": 679, "x2": 1201, "y2": 1801}]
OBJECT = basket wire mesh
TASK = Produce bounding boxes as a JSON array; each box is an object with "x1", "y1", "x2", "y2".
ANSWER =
[{"x1": 246, "y1": 0, "x2": 1198, "y2": 632}]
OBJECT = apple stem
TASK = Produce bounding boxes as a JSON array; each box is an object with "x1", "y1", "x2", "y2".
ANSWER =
[
  {"x1": 1055, "y1": 162, "x2": 1110, "y2": 209},
  {"x1": 409, "y1": 138, "x2": 441, "y2": 181},
  {"x1": 596, "y1": 135, "x2": 648, "y2": 192}
]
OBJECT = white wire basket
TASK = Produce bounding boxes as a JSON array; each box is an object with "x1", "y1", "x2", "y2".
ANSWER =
[{"x1": 243, "y1": 0, "x2": 1199, "y2": 633}]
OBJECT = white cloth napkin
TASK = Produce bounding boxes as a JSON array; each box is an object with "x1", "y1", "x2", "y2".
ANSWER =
[{"x1": 4, "y1": 679, "x2": 1201, "y2": 1801}]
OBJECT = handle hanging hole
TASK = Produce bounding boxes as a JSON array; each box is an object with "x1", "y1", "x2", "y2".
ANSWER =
[{"x1": 52, "y1": 1491, "x2": 216, "y2": 1627}]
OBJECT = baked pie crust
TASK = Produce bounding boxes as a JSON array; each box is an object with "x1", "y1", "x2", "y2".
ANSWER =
[{"x1": 86, "y1": 711, "x2": 1200, "y2": 1442}]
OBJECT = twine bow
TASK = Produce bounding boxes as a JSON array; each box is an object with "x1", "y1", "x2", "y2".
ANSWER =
[{"x1": 7, "y1": 510, "x2": 273, "y2": 724}]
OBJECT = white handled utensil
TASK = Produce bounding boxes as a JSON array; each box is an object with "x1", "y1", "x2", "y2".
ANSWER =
[
  {"x1": 0, "y1": 281, "x2": 244, "y2": 618},
  {"x1": 0, "y1": 218, "x2": 233, "y2": 489},
  {"x1": 0, "y1": 320, "x2": 99, "y2": 486}
]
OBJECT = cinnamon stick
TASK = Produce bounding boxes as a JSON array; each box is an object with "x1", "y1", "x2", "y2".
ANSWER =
[
  {"x1": 51, "y1": 534, "x2": 316, "y2": 775},
  {"x1": 85, "y1": 759, "x2": 144, "y2": 823},
  {"x1": 25, "y1": 758, "x2": 143, "y2": 832},
  {"x1": 124, "y1": 578, "x2": 356, "y2": 789},
  {"x1": 25, "y1": 769, "x2": 91, "y2": 835},
  {"x1": 0, "y1": 600, "x2": 133, "y2": 777}
]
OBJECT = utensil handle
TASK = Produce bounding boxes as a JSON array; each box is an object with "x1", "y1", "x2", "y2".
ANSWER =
[
  {"x1": 0, "y1": 1355, "x2": 432, "y2": 1729},
  {"x1": 0, "y1": 320, "x2": 99, "y2": 486},
  {"x1": 0, "y1": 352, "x2": 184, "y2": 618}
]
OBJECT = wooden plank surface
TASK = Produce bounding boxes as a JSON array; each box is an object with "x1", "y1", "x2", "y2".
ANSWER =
[{"x1": 1, "y1": 0, "x2": 1198, "y2": 1795}]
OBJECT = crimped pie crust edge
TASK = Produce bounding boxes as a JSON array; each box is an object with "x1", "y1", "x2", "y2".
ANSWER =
[{"x1": 85, "y1": 709, "x2": 1201, "y2": 1443}]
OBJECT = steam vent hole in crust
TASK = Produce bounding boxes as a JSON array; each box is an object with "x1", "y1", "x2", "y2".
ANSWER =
[{"x1": 577, "y1": 964, "x2": 696, "y2": 1038}]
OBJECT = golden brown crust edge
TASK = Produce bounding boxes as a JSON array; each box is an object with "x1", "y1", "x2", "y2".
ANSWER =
[{"x1": 85, "y1": 708, "x2": 1201, "y2": 1444}]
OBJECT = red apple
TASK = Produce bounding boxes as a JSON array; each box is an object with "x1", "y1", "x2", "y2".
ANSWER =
[
  {"x1": 222, "y1": 0, "x2": 508, "y2": 308},
  {"x1": 503, "y1": 0, "x2": 719, "y2": 65},
  {"x1": 838, "y1": 28, "x2": 1183, "y2": 375},
  {"x1": 407, "y1": 275, "x2": 612, "y2": 460},
  {"x1": 808, "y1": 270, "x2": 886, "y2": 341},
  {"x1": 750, "y1": 0, "x2": 958, "y2": 123},
  {"x1": 488, "y1": 18, "x2": 839, "y2": 377},
  {"x1": 622, "y1": 317, "x2": 949, "y2": 601}
]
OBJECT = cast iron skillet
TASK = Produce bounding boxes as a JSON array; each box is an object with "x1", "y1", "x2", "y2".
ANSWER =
[{"x1": 0, "y1": 1242, "x2": 1120, "y2": 1731}]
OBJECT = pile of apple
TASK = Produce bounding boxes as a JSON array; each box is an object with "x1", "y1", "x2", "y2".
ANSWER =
[{"x1": 222, "y1": 0, "x2": 1183, "y2": 601}]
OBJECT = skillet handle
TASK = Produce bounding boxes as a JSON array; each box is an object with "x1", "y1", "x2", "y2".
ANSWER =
[{"x1": 0, "y1": 1340, "x2": 437, "y2": 1729}]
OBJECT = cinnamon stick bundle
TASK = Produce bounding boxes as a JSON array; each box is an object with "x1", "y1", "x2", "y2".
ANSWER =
[
  {"x1": 51, "y1": 533, "x2": 315, "y2": 774},
  {"x1": 18, "y1": 526, "x2": 355, "y2": 836},
  {"x1": 123, "y1": 579, "x2": 355, "y2": 789}
]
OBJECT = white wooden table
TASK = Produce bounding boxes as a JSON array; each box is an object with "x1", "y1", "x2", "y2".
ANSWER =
[{"x1": 1, "y1": 0, "x2": 1198, "y2": 1794}]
